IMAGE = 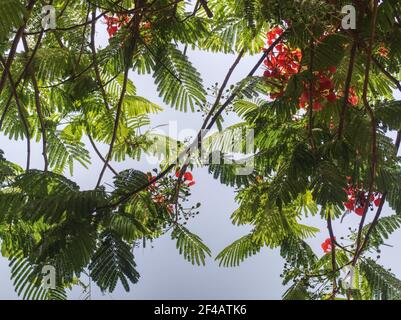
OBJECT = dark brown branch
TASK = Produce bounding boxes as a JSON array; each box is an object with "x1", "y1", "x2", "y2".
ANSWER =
[
  {"x1": 199, "y1": 0, "x2": 213, "y2": 18},
  {"x1": 202, "y1": 49, "x2": 245, "y2": 129},
  {"x1": 353, "y1": 0, "x2": 379, "y2": 266},
  {"x1": 327, "y1": 212, "x2": 337, "y2": 299},
  {"x1": 205, "y1": 32, "x2": 287, "y2": 131}
]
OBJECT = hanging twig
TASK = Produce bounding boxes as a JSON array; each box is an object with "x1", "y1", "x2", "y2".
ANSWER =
[{"x1": 22, "y1": 35, "x2": 49, "y2": 171}]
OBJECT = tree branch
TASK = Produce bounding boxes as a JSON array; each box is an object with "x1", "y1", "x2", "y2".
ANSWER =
[{"x1": 353, "y1": 0, "x2": 379, "y2": 266}]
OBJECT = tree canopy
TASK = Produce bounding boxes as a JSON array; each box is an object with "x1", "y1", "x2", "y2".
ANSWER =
[{"x1": 1, "y1": 0, "x2": 401, "y2": 300}]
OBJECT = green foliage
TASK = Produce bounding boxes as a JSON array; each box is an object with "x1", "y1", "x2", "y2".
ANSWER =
[
  {"x1": 282, "y1": 282, "x2": 311, "y2": 300},
  {"x1": 0, "y1": 0, "x2": 26, "y2": 40},
  {"x1": 153, "y1": 44, "x2": 206, "y2": 112},
  {"x1": 171, "y1": 225, "x2": 211, "y2": 266},
  {"x1": 216, "y1": 234, "x2": 262, "y2": 267},
  {"x1": 360, "y1": 258, "x2": 401, "y2": 300},
  {"x1": 9, "y1": 254, "x2": 67, "y2": 300},
  {"x1": 89, "y1": 231, "x2": 140, "y2": 293},
  {"x1": 362, "y1": 215, "x2": 401, "y2": 249}
]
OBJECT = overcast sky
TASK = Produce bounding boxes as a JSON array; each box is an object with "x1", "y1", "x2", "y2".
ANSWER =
[{"x1": 0, "y1": 24, "x2": 400, "y2": 300}]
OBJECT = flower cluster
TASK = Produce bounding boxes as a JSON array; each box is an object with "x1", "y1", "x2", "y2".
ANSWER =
[
  {"x1": 104, "y1": 14, "x2": 130, "y2": 38},
  {"x1": 146, "y1": 173, "x2": 174, "y2": 214},
  {"x1": 263, "y1": 27, "x2": 302, "y2": 99},
  {"x1": 104, "y1": 15, "x2": 152, "y2": 40},
  {"x1": 377, "y1": 43, "x2": 390, "y2": 58},
  {"x1": 175, "y1": 170, "x2": 196, "y2": 187},
  {"x1": 343, "y1": 178, "x2": 382, "y2": 217},
  {"x1": 263, "y1": 27, "x2": 359, "y2": 110},
  {"x1": 299, "y1": 68, "x2": 359, "y2": 111},
  {"x1": 146, "y1": 169, "x2": 197, "y2": 217},
  {"x1": 299, "y1": 67, "x2": 337, "y2": 111}
]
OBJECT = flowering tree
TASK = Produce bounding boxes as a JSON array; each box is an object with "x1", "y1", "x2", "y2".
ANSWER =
[{"x1": 0, "y1": 0, "x2": 401, "y2": 300}]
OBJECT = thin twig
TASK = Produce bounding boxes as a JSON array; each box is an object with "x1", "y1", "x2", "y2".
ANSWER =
[{"x1": 88, "y1": 133, "x2": 118, "y2": 176}]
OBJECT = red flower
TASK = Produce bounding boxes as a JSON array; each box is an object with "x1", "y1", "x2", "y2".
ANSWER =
[
  {"x1": 263, "y1": 27, "x2": 302, "y2": 100},
  {"x1": 344, "y1": 201, "x2": 355, "y2": 211},
  {"x1": 142, "y1": 21, "x2": 152, "y2": 29},
  {"x1": 348, "y1": 87, "x2": 359, "y2": 106},
  {"x1": 326, "y1": 92, "x2": 337, "y2": 103},
  {"x1": 184, "y1": 172, "x2": 193, "y2": 181},
  {"x1": 321, "y1": 238, "x2": 335, "y2": 253},
  {"x1": 175, "y1": 170, "x2": 195, "y2": 187},
  {"x1": 355, "y1": 207, "x2": 365, "y2": 216},
  {"x1": 328, "y1": 66, "x2": 337, "y2": 74},
  {"x1": 374, "y1": 197, "x2": 382, "y2": 207},
  {"x1": 313, "y1": 101, "x2": 323, "y2": 111},
  {"x1": 107, "y1": 25, "x2": 118, "y2": 37},
  {"x1": 378, "y1": 45, "x2": 389, "y2": 58},
  {"x1": 104, "y1": 14, "x2": 131, "y2": 38},
  {"x1": 297, "y1": 69, "x2": 337, "y2": 111},
  {"x1": 318, "y1": 77, "x2": 334, "y2": 91},
  {"x1": 343, "y1": 179, "x2": 380, "y2": 217},
  {"x1": 267, "y1": 26, "x2": 284, "y2": 45}
]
